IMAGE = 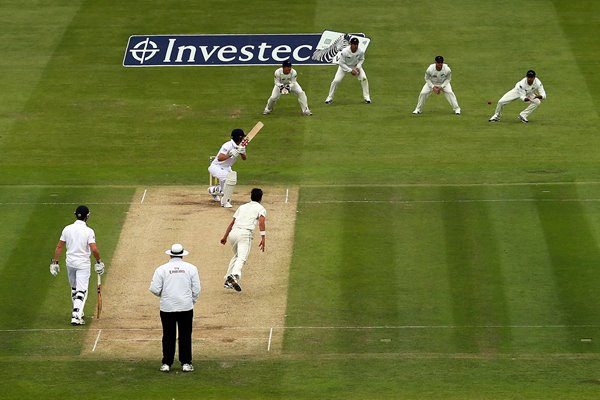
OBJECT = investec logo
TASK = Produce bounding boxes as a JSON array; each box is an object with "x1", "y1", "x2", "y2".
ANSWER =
[{"x1": 123, "y1": 31, "x2": 370, "y2": 67}]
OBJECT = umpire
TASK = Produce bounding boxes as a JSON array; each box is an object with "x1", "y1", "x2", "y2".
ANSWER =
[{"x1": 149, "y1": 244, "x2": 201, "y2": 373}]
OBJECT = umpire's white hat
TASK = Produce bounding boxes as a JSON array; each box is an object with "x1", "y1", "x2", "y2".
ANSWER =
[{"x1": 165, "y1": 243, "x2": 189, "y2": 257}]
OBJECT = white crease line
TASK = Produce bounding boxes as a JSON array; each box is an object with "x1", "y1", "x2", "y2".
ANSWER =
[
  {"x1": 300, "y1": 198, "x2": 600, "y2": 205},
  {"x1": 141, "y1": 188, "x2": 147, "y2": 204},
  {"x1": 285, "y1": 188, "x2": 289, "y2": 204},
  {"x1": 1, "y1": 325, "x2": 597, "y2": 333},
  {"x1": 92, "y1": 329, "x2": 102, "y2": 352},
  {"x1": 267, "y1": 327, "x2": 273, "y2": 352}
]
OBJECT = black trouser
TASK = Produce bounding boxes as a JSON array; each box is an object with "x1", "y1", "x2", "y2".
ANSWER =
[{"x1": 159, "y1": 309, "x2": 193, "y2": 366}]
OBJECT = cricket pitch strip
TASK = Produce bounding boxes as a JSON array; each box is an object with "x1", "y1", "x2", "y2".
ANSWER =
[{"x1": 82, "y1": 185, "x2": 298, "y2": 360}]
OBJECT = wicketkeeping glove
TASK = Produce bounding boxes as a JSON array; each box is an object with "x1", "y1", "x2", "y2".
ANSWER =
[
  {"x1": 94, "y1": 261, "x2": 105, "y2": 275},
  {"x1": 50, "y1": 260, "x2": 60, "y2": 276}
]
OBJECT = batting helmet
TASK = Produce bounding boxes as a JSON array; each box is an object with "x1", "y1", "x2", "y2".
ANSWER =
[
  {"x1": 350, "y1": 37, "x2": 359, "y2": 45},
  {"x1": 231, "y1": 128, "x2": 245, "y2": 143},
  {"x1": 282, "y1": 60, "x2": 292, "y2": 68},
  {"x1": 526, "y1": 70, "x2": 536, "y2": 77},
  {"x1": 74, "y1": 205, "x2": 90, "y2": 220},
  {"x1": 435, "y1": 55, "x2": 444, "y2": 63}
]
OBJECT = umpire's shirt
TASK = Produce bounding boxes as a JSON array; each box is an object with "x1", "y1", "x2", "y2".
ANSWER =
[{"x1": 149, "y1": 258, "x2": 201, "y2": 312}]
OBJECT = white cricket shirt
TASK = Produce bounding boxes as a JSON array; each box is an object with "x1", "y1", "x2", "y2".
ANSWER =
[
  {"x1": 149, "y1": 258, "x2": 201, "y2": 312},
  {"x1": 514, "y1": 77, "x2": 546, "y2": 100},
  {"x1": 59, "y1": 220, "x2": 96, "y2": 269},
  {"x1": 232, "y1": 201, "x2": 267, "y2": 231},
  {"x1": 425, "y1": 63, "x2": 452, "y2": 87},
  {"x1": 274, "y1": 67, "x2": 297, "y2": 86},
  {"x1": 337, "y1": 46, "x2": 365, "y2": 72},
  {"x1": 211, "y1": 139, "x2": 240, "y2": 168}
]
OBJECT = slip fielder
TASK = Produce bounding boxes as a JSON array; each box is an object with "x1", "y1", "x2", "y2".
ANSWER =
[
  {"x1": 325, "y1": 37, "x2": 371, "y2": 104},
  {"x1": 489, "y1": 70, "x2": 546, "y2": 123},
  {"x1": 412, "y1": 55, "x2": 461, "y2": 115}
]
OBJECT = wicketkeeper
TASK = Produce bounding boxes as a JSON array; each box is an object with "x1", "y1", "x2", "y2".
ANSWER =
[
  {"x1": 207, "y1": 129, "x2": 247, "y2": 208},
  {"x1": 51, "y1": 205, "x2": 105, "y2": 325},
  {"x1": 263, "y1": 60, "x2": 312, "y2": 116}
]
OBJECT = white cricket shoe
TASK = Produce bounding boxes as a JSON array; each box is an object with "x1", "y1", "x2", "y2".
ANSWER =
[
  {"x1": 71, "y1": 313, "x2": 85, "y2": 326},
  {"x1": 182, "y1": 363, "x2": 194, "y2": 372},
  {"x1": 303, "y1": 110, "x2": 313, "y2": 116},
  {"x1": 262, "y1": 109, "x2": 271, "y2": 115},
  {"x1": 488, "y1": 116, "x2": 499, "y2": 122},
  {"x1": 208, "y1": 187, "x2": 221, "y2": 202},
  {"x1": 518, "y1": 115, "x2": 529, "y2": 123},
  {"x1": 364, "y1": 98, "x2": 371, "y2": 104},
  {"x1": 160, "y1": 364, "x2": 170, "y2": 372},
  {"x1": 222, "y1": 201, "x2": 233, "y2": 208},
  {"x1": 325, "y1": 98, "x2": 333, "y2": 104},
  {"x1": 412, "y1": 110, "x2": 421, "y2": 114}
]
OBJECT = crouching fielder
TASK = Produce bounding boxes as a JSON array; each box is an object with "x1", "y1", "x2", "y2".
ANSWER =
[
  {"x1": 220, "y1": 188, "x2": 266, "y2": 292},
  {"x1": 263, "y1": 60, "x2": 312, "y2": 116},
  {"x1": 207, "y1": 128, "x2": 247, "y2": 208},
  {"x1": 412, "y1": 55, "x2": 461, "y2": 115},
  {"x1": 489, "y1": 70, "x2": 546, "y2": 123}
]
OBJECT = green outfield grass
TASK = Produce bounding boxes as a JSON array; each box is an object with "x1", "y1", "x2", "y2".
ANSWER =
[{"x1": 1, "y1": 0, "x2": 600, "y2": 399}]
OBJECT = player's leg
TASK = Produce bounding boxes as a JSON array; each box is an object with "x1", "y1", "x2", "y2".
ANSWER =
[
  {"x1": 414, "y1": 83, "x2": 432, "y2": 114},
  {"x1": 491, "y1": 89, "x2": 518, "y2": 120},
  {"x1": 71, "y1": 267, "x2": 90, "y2": 324},
  {"x1": 264, "y1": 85, "x2": 281, "y2": 114},
  {"x1": 207, "y1": 165, "x2": 228, "y2": 201},
  {"x1": 325, "y1": 67, "x2": 346, "y2": 103},
  {"x1": 442, "y1": 84, "x2": 460, "y2": 114},
  {"x1": 230, "y1": 232, "x2": 252, "y2": 279},
  {"x1": 160, "y1": 311, "x2": 177, "y2": 368},
  {"x1": 177, "y1": 309, "x2": 194, "y2": 366},
  {"x1": 357, "y1": 69, "x2": 370, "y2": 103},
  {"x1": 221, "y1": 171, "x2": 237, "y2": 208},
  {"x1": 292, "y1": 83, "x2": 311, "y2": 115},
  {"x1": 520, "y1": 98, "x2": 540, "y2": 121}
]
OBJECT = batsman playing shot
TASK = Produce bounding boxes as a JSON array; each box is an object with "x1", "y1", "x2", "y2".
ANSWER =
[
  {"x1": 220, "y1": 188, "x2": 267, "y2": 292},
  {"x1": 207, "y1": 128, "x2": 247, "y2": 208},
  {"x1": 50, "y1": 205, "x2": 105, "y2": 325}
]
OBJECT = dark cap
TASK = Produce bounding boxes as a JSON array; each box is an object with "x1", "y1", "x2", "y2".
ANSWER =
[
  {"x1": 282, "y1": 60, "x2": 292, "y2": 68},
  {"x1": 74, "y1": 205, "x2": 89, "y2": 220},
  {"x1": 435, "y1": 55, "x2": 444, "y2": 63},
  {"x1": 526, "y1": 70, "x2": 536, "y2": 77},
  {"x1": 350, "y1": 37, "x2": 359, "y2": 45},
  {"x1": 231, "y1": 128, "x2": 245, "y2": 142}
]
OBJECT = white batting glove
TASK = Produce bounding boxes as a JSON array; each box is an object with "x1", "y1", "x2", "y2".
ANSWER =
[
  {"x1": 94, "y1": 261, "x2": 105, "y2": 275},
  {"x1": 50, "y1": 260, "x2": 60, "y2": 276},
  {"x1": 229, "y1": 148, "x2": 240, "y2": 158},
  {"x1": 237, "y1": 146, "x2": 246, "y2": 155}
]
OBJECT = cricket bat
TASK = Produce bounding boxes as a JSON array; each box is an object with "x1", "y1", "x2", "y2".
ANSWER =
[
  {"x1": 240, "y1": 121, "x2": 264, "y2": 146},
  {"x1": 96, "y1": 273, "x2": 103, "y2": 319}
]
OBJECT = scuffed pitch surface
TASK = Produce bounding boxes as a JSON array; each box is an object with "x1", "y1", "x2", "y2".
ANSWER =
[{"x1": 82, "y1": 186, "x2": 298, "y2": 359}]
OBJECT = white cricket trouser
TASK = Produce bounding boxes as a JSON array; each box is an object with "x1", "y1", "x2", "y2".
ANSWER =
[
  {"x1": 67, "y1": 265, "x2": 90, "y2": 317},
  {"x1": 224, "y1": 228, "x2": 253, "y2": 280},
  {"x1": 327, "y1": 67, "x2": 370, "y2": 100},
  {"x1": 265, "y1": 83, "x2": 310, "y2": 113},
  {"x1": 208, "y1": 164, "x2": 232, "y2": 193},
  {"x1": 414, "y1": 83, "x2": 460, "y2": 113},
  {"x1": 492, "y1": 89, "x2": 541, "y2": 119}
]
